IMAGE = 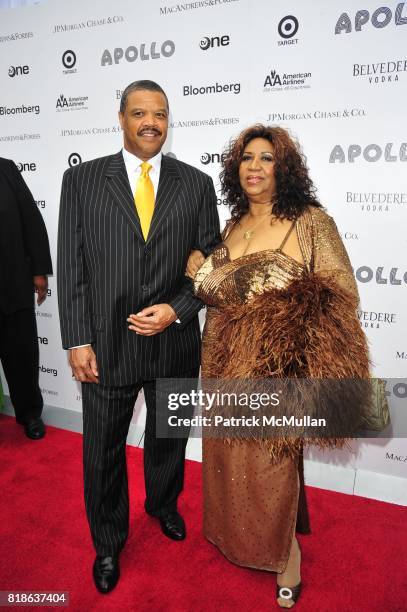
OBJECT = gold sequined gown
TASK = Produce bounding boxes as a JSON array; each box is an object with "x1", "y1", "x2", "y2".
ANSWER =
[{"x1": 194, "y1": 206, "x2": 360, "y2": 572}]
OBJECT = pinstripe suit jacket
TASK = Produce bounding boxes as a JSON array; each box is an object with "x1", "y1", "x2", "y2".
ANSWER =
[{"x1": 57, "y1": 151, "x2": 220, "y2": 386}]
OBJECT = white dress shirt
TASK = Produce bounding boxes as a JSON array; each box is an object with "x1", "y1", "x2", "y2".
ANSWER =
[{"x1": 122, "y1": 146, "x2": 162, "y2": 198}]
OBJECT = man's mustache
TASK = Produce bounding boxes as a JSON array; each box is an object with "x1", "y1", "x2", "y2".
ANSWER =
[{"x1": 137, "y1": 127, "x2": 162, "y2": 136}]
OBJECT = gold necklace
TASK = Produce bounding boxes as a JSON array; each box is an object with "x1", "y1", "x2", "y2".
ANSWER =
[{"x1": 241, "y1": 213, "x2": 273, "y2": 241}]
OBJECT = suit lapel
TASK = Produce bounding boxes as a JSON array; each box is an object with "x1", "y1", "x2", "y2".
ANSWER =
[
  {"x1": 105, "y1": 151, "x2": 144, "y2": 242},
  {"x1": 146, "y1": 154, "x2": 180, "y2": 244}
]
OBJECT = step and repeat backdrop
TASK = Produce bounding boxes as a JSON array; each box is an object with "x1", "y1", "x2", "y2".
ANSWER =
[{"x1": 0, "y1": 0, "x2": 406, "y2": 496}]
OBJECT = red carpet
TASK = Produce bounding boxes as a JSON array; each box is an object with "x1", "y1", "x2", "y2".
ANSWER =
[{"x1": 0, "y1": 414, "x2": 406, "y2": 611}]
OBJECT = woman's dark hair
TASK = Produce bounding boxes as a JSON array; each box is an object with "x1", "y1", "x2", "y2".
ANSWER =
[{"x1": 220, "y1": 124, "x2": 321, "y2": 220}]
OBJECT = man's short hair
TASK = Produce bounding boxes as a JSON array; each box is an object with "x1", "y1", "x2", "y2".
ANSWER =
[{"x1": 120, "y1": 80, "x2": 169, "y2": 113}]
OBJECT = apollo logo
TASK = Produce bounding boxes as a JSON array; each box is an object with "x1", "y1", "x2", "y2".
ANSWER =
[
  {"x1": 199, "y1": 35, "x2": 230, "y2": 50},
  {"x1": 8, "y1": 65, "x2": 29, "y2": 77},
  {"x1": 335, "y1": 3, "x2": 407, "y2": 33},
  {"x1": 101, "y1": 41, "x2": 175, "y2": 65},
  {"x1": 200, "y1": 152, "x2": 226, "y2": 165},
  {"x1": 355, "y1": 266, "x2": 407, "y2": 285},
  {"x1": 329, "y1": 143, "x2": 407, "y2": 162}
]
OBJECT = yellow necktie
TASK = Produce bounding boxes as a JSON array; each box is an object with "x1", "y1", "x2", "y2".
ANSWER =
[{"x1": 134, "y1": 162, "x2": 155, "y2": 240}]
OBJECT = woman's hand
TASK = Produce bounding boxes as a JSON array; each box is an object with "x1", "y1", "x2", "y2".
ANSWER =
[{"x1": 186, "y1": 249, "x2": 205, "y2": 279}]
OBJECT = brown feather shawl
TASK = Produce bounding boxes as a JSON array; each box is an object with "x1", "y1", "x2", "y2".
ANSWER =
[{"x1": 201, "y1": 273, "x2": 372, "y2": 460}]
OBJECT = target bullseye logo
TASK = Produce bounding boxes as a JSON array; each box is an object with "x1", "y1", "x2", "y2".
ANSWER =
[
  {"x1": 62, "y1": 50, "x2": 77, "y2": 70},
  {"x1": 278, "y1": 15, "x2": 299, "y2": 39},
  {"x1": 68, "y1": 153, "x2": 82, "y2": 167}
]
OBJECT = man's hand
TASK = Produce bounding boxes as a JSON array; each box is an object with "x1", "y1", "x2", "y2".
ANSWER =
[
  {"x1": 186, "y1": 250, "x2": 205, "y2": 279},
  {"x1": 33, "y1": 275, "x2": 48, "y2": 305},
  {"x1": 127, "y1": 304, "x2": 177, "y2": 336},
  {"x1": 69, "y1": 346, "x2": 99, "y2": 383}
]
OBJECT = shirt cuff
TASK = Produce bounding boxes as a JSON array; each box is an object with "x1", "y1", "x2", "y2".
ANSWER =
[{"x1": 69, "y1": 344, "x2": 91, "y2": 349}]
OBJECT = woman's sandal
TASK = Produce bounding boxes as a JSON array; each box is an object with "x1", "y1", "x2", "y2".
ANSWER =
[
  {"x1": 276, "y1": 582, "x2": 302, "y2": 607},
  {"x1": 276, "y1": 539, "x2": 302, "y2": 607}
]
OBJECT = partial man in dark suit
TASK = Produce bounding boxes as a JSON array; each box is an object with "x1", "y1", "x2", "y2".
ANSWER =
[
  {"x1": 57, "y1": 80, "x2": 220, "y2": 594},
  {"x1": 0, "y1": 157, "x2": 52, "y2": 439}
]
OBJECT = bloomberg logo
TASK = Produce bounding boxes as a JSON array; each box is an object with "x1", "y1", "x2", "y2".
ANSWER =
[
  {"x1": 329, "y1": 143, "x2": 407, "y2": 162},
  {"x1": 101, "y1": 40, "x2": 175, "y2": 65},
  {"x1": 184, "y1": 81, "x2": 240, "y2": 96}
]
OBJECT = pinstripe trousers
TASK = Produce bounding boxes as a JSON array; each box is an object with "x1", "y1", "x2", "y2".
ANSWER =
[{"x1": 81, "y1": 366, "x2": 199, "y2": 557}]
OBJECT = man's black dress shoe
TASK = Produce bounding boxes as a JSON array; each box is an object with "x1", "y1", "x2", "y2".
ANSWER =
[
  {"x1": 159, "y1": 511, "x2": 186, "y2": 541},
  {"x1": 93, "y1": 556, "x2": 120, "y2": 594},
  {"x1": 23, "y1": 418, "x2": 45, "y2": 440}
]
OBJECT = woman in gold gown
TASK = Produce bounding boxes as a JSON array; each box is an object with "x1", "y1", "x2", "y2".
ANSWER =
[{"x1": 189, "y1": 125, "x2": 370, "y2": 607}]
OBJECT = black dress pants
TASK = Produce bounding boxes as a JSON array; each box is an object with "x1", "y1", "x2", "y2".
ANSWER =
[
  {"x1": 0, "y1": 307, "x2": 43, "y2": 423},
  {"x1": 81, "y1": 366, "x2": 199, "y2": 556}
]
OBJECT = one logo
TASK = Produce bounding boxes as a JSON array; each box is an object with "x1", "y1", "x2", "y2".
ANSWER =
[
  {"x1": 8, "y1": 65, "x2": 29, "y2": 77},
  {"x1": 199, "y1": 35, "x2": 230, "y2": 50},
  {"x1": 101, "y1": 41, "x2": 175, "y2": 65},
  {"x1": 17, "y1": 162, "x2": 36, "y2": 172},
  {"x1": 278, "y1": 15, "x2": 299, "y2": 39},
  {"x1": 68, "y1": 153, "x2": 82, "y2": 167},
  {"x1": 200, "y1": 152, "x2": 226, "y2": 165},
  {"x1": 329, "y1": 143, "x2": 407, "y2": 163},
  {"x1": 62, "y1": 50, "x2": 76, "y2": 69},
  {"x1": 335, "y1": 4, "x2": 407, "y2": 34},
  {"x1": 200, "y1": 37, "x2": 211, "y2": 50}
]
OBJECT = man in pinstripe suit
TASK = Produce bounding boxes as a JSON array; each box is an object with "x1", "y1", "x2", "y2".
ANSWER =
[{"x1": 57, "y1": 80, "x2": 220, "y2": 594}]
